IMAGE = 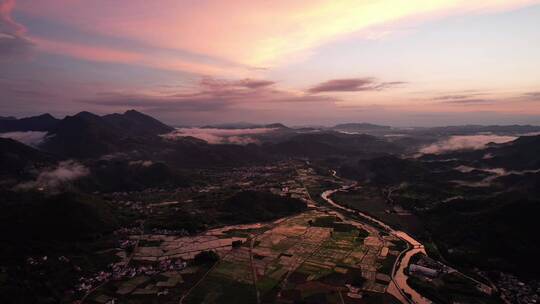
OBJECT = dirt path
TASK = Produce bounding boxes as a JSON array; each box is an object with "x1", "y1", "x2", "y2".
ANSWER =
[{"x1": 249, "y1": 235, "x2": 261, "y2": 304}]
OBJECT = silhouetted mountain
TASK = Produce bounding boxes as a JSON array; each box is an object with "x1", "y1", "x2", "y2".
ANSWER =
[
  {"x1": 0, "y1": 113, "x2": 59, "y2": 132},
  {"x1": 0, "y1": 116, "x2": 16, "y2": 120},
  {"x1": 413, "y1": 124, "x2": 540, "y2": 136},
  {"x1": 103, "y1": 109, "x2": 173, "y2": 137},
  {"x1": 23, "y1": 110, "x2": 412, "y2": 166},
  {"x1": 266, "y1": 132, "x2": 402, "y2": 158},
  {"x1": 40, "y1": 111, "x2": 122, "y2": 158},
  {"x1": 40, "y1": 110, "x2": 173, "y2": 158},
  {"x1": 264, "y1": 123, "x2": 289, "y2": 129},
  {"x1": 481, "y1": 135, "x2": 540, "y2": 170}
]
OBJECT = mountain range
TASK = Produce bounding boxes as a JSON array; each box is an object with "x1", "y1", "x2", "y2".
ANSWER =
[{"x1": 1, "y1": 110, "x2": 407, "y2": 162}]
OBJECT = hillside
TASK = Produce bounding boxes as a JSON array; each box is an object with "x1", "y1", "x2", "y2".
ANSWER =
[{"x1": 0, "y1": 138, "x2": 54, "y2": 180}]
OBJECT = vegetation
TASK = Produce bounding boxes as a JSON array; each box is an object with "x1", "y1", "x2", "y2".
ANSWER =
[
  {"x1": 425, "y1": 194, "x2": 540, "y2": 278},
  {"x1": 330, "y1": 188, "x2": 425, "y2": 237},
  {"x1": 221, "y1": 190, "x2": 307, "y2": 223},
  {"x1": 194, "y1": 250, "x2": 220, "y2": 265},
  {"x1": 0, "y1": 191, "x2": 120, "y2": 304},
  {"x1": 78, "y1": 160, "x2": 189, "y2": 192},
  {"x1": 0, "y1": 191, "x2": 118, "y2": 247},
  {"x1": 310, "y1": 216, "x2": 357, "y2": 232}
]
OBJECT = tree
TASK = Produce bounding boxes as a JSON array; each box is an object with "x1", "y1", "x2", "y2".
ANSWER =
[{"x1": 193, "y1": 250, "x2": 220, "y2": 265}]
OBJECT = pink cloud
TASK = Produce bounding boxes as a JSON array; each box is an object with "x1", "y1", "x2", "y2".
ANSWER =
[
  {"x1": 30, "y1": 37, "x2": 229, "y2": 75},
  {"x1": 0, "y1": 0, "x2": 25, "y2": 35},
  {"x1": 80, "y1": 76, "x2": 336, "y2": 113},
  {"x1": 15, "y1": 0, "x2": 538, "y2": 69}
]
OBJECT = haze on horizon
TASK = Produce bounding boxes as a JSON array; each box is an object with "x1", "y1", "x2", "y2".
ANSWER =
[{"x1": 1, "y1": 0, "x2": 539, "y2": 127}]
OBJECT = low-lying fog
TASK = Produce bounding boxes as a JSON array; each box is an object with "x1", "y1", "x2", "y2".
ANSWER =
[
  {"x1": 453, "y1": 165, "x2": 540, "y2": 187},
  {"x1": 161, "y1": 127, "x2": 276, "y2": 144},
  {"x1": 17, "y1": 160, "x2": 89, "y2": 191},
  {"x1": 419, "y1": 134, "x2": 517, "y2": 154},
  {"x1": 0, "y1": 131, "x2": 48, "y2": 147}
]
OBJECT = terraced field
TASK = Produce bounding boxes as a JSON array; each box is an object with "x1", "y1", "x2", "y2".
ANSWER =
[{"x1": 184, "y1": 209, "x2": 403, "y2": 303}]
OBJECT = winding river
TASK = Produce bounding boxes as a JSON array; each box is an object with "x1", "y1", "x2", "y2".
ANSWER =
[{"x1": 321, "y1": 185, "x2": 431, "y2": 304}]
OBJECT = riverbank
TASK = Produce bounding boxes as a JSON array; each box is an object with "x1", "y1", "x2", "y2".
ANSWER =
[{"x1": 320, "y1": 185, "x2": 432, "y2": 304}]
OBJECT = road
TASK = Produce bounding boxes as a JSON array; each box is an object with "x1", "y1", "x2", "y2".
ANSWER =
[{"x1": 249, "y1": 235, "x2": 261, "y2": 304}]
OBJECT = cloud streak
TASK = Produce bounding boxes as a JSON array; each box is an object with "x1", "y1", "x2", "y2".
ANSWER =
[
  {"x1": 0, "y1": 0, "x2": 33, "y2": 60},
  {"x1": 523, "y1": 92, "x2": 540, "y2": 100},
  {"x1": 309, "y1": 78, "x2": 404, "y2": 93},
  {"x1": 0, "y1": 0, "x2": 23, "y2": 34},
  {"x1": 80, "y1": 76, "x2": 336, "y2": 113},
  {"x1": 434, "y1": 94, "x2": 482, "y2": 101},
  {"x1": 440, "y1": 98, "x2": 495, "y2": 104}
]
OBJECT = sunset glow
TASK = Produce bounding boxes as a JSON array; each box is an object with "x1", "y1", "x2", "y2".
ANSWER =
[{"x1": 1, "y1": 0, "x2": 540, "y2": 125}]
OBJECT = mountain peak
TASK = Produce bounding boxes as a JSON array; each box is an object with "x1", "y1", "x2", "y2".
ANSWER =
[
  {"x1": 265, "y1": 123, "x2": 288, "y2": 129},
  {"x1": 124, "y1": 109, "x2": 143, "y2": 116},
  {"x1": 333, "y1": 122, "x2": 391, "y2": 130},
  {"x1": 37, "y1": 113, "x2": 56, "y2": 119},
  {"x1": 72, "y1": 111, "x2": 100, "y2": 119}
]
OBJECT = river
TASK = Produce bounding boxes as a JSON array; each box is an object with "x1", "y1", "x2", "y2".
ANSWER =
[{"x1": 321, "y1": 185, "x2": 431, "y2": 304}]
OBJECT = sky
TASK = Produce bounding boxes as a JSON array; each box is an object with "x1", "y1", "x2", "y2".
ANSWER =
[{"x1": 1, "y1": 0, "x2": 539, "y2": 126}]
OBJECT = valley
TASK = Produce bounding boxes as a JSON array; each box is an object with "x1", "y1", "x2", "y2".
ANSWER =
[{"x1": 1, "y1": 111, "x2": 539, "y2": 304}]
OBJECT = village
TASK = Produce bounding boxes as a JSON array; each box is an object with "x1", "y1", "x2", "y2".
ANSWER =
[{"x1": 66, "y1": 161, "x2": 407, "y2": 303}]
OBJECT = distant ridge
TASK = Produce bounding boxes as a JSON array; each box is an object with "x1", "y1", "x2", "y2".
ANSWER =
[
  {"x1": 332, "y1": 123, "x2": 391, "y2": 131},
  {"x1": 0, "y1": 113, "x2": 59, "y2": 132},
  {"x1": 201, "y1": 122, "x2": 288, "y2": 129}
]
